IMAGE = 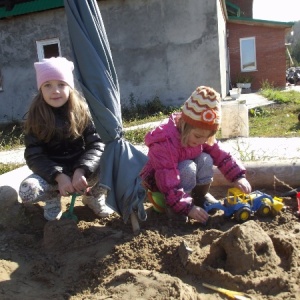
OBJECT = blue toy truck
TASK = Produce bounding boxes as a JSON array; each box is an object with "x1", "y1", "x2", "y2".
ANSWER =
[
  {"x1": 204, "y1": 188, "x2": 284, "y2": 223},
  {"x1": 147, "y1": 188, "x2": 284, "y2": 223}
]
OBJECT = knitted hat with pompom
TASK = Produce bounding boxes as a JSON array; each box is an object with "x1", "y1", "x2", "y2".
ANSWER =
[
  {"x1": 181, "y1": 85, "x2": 221, "y2": 131},
  {"x1": 34, "y1": 57, "x2": 74, "y2": 90}
]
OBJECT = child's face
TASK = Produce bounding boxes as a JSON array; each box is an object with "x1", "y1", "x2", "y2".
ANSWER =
[
  {"x1": 40, "y1": 80, "x2": 70, "y2": 108},
  {"x1": 187, "y1": 128, "x2": 212, "y2": 147}
]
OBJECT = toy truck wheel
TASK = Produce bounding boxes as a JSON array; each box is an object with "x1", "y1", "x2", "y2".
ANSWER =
[
  {"x1": 257, "y1": 203, "x2": 271, "y2": 217},
  {"x1": 271, "y1": 207, "x2": 280, "y2": 217},
  {"x1": 234, "y1": 207, "x2": 251, "y2": 223}
]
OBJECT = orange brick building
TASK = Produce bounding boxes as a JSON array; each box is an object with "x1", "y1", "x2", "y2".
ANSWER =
[{"x1": 227, "y1": 0, "x2": 293, "y2": 90}]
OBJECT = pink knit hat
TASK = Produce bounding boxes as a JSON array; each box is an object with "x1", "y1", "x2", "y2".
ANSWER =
[
  {"x1": 34, "y1": 57, "x2": 74, "y2": 90},
  {"x1": 181, "y1": 86, "x2": 221, "y2": 131}
]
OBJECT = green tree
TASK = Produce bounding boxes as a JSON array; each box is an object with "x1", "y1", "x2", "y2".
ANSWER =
[
  {"x1": 291, "y1": 41, "x2": 300, "y2": 66},
  {"x1": 286, "y1": 20, "x2": 300, "y2": 66}
]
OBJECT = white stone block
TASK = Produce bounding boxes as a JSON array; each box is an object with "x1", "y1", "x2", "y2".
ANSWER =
[{"x1": 221, "y1": 99, "x2": 249, "y2": 138}]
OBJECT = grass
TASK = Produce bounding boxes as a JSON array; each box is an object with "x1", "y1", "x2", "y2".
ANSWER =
[
  {"x1": 248, "y1": 85, "x2": 300, "y2": 137},
  {"x1": 123, "y1": 114, "x2": 167, "y2": 128},
  {"x1": 0, "y1": 122, "x2": 25, "y2": 174},
  {"x1": 0, "y1": 162, "x2": 24, "y2": 175},
  {"x1": 0, "y1": 122, "x2": 24, "y2": 151},
  {"x1": 249, "y1": 103, "x2": 300, "y2": 137},
  {"x1": 122, "y1": 102, "x2": 300, "y2": 142},
  {"x1": 1, "y1": 86, "x2": 300, "y2": 175},
  {"x1": 123, "y1": 88, "x2": 300, "y2": 141}
]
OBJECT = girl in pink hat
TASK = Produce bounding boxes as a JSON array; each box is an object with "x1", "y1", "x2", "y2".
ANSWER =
[
  {"x1": 140, "y1": 85, "x2": 251, "y2": 224},
  {"x1": 19, "y1": 57, "x2": 113, "y2": 221}
]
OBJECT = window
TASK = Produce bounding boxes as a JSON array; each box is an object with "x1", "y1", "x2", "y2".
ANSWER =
[
  {"x1": 240, "y1": 37, "x2": 256, "y2": 71},
  {"x1": 36, "y1": 38, "x2": 61, "y2": 61}
]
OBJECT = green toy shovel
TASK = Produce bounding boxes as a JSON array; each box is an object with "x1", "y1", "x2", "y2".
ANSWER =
[{"x1": 61, "y1": 193, "x2": 78, "y2": 223}]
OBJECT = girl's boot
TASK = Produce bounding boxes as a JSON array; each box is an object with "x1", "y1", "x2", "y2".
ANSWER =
[
  {"x1": 82, "y1": 187, "x2": 114, "y2": 218},
  {"x1": 43, "y1": 196, "x2": 62, "y2": 221},
  {"x1": 191, "y1": 183, "x2": 219, "y2": 208},
  {"x1": 165, "y1": 206, "x2": 188, "y2": 223}
]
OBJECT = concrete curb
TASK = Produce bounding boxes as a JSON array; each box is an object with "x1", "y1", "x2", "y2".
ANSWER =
[
  {"x1": 1, "y1": 159, "x2": 300, "y2": 210},
  {"x1": 0, "y1": 165, "x2": 31, "y2": 207},
  {"x1": 213, "y1": 159, "x2": 300, "y2": 189}
]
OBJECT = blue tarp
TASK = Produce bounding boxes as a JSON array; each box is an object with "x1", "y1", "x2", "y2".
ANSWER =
[{"x1": 64, "y1": 0, "x2": 148, "y2": 223}]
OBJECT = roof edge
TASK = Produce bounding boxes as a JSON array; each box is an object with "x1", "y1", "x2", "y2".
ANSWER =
[
  {"x1": 0, "y1": 0, "x2": 64, "y2": 20},
  {"x1": 228, "y1": 16, "x2": 295, "y2": 27}
]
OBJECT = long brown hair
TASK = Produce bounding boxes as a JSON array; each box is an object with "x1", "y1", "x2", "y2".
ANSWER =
[{"x1": 24, "y1": 89, "x2": 91, "y2": 142}]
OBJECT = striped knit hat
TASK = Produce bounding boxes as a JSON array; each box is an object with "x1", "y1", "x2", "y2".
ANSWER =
[
  {"x1": 34, "y1": 57, "x2": 74, "y2": 90},
  {"x1": 181, "y1": 86, "x2": 221, "y2": 130}
]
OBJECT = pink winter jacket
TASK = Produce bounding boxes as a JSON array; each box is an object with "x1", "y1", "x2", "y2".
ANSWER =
[{"x1": 140, "y1": 113, "x2": 246, "y2": 215}]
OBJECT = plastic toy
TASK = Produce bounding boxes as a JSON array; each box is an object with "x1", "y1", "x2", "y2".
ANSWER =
[
  {"x1": 203, "y1": 282, "x2": 251, "y2": 300},
  {"x1": 204, "y1": 188, "x2": 251, "y2": 223},
  {"x1": 61, "y1": 193, "x2": 79, "y2": 222},
  {"x1": 204, "y1": 188, "x2": 284, "y2": 223},
  {"x1": 147, "y1": 188, "x2": 284, "y2": 223},
  {"x1": 147, "y1": 190, "x2": 166, "y2": 213},
  {"x1": 233, "y1": 188, "x2": 283, "y2": 215}
]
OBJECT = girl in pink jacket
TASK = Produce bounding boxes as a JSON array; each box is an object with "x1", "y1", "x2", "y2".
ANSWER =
[{"x1": 140, "y1": 86, "x2": 251, "y2": 224}]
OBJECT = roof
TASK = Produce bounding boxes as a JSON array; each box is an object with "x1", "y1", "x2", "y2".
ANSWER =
[
  {"x1": 228, "y1": 16, "x2": 295, "y2": 28},
  {"x1": 0, "y1": 0, "x2": 64, "y2": 19},
  {"x1": 0, "y1": 0, "x2": 296, "y2": 28},
  {"x1": 225, "y1": 1, "x2": 294, "y2": 29},
  {"x1": 226, "y1": 1, "x2": 240, "y2": 17}
]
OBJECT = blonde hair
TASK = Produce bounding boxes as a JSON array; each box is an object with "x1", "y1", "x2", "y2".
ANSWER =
[
  {"x1": 24, "y1": 89, "x2": 91, "y2": 142},
  {"x1": 177, "y1": 115, "x2": 216, "y2": 146}
]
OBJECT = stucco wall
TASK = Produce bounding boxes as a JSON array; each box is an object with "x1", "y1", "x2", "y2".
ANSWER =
[
  {"x1": 217, "y1": 0, "x2": 228, "y2": 97},
  {"x1": 0, "y1": 8, "x2": 72, "y2": 123},
  {"x1": 0, "y1": 0, "x2": 226, "y2": 124}
]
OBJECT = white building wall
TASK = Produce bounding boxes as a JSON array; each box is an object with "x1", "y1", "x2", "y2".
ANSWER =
[{"x1": 0, "y1": 0, "x2": 227, "y2": 124}]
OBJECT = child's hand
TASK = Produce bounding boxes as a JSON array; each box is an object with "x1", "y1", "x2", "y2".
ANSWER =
[
  {"x1": 234, "y1": 177, "x2": 252, "y2": 194},
  {"x1": 72, "y1": 168, "x2": 88, "y2": 193},
  {"x1": 55, "y1": 173, "x2": 74, "y2": 196},
  {"x1": 188, "y1": 206, "x2": 209, "y2": 224}
]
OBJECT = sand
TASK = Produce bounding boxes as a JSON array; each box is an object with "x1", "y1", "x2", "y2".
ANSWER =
[{"x1": 0, "y1": 186, "x2": 300, "y2": 300}]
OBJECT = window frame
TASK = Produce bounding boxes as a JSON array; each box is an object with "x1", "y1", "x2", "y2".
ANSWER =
[
  {"x1": 239, "y1": 37, "x2": 257, "y2": 72},
  {"x1": 36, "y1": 38, "x2": 61, "y2": 61}
]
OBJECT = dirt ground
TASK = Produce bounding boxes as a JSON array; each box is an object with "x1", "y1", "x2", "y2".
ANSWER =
[{"x1": 0, "y1": 185, "x2": 300, "y2": 300}]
